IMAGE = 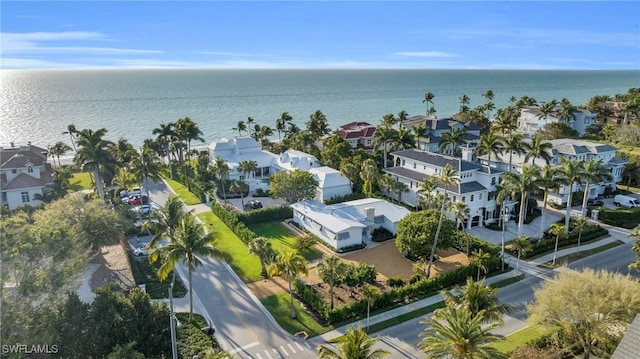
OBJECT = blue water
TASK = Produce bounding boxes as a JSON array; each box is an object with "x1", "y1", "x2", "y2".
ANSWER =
[{"x1": 1, "y1": 69, "x2": 638, "y2": 148}]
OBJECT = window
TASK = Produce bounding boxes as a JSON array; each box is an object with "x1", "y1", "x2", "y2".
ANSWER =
[
  {"x1": 479, "y1": 193, "x2": 483, "y2": 200},
  {"x1": 402, "y1": 160, "x2": 405, "y2": 166},
  {"x1": 27, "y1": 167, "x2": 34, "y2": 173},
  {"x1": 462, "y1": 196, "x2": 466, "y2": 202},
  {"x1": 453, "y1": 196, "x2": 457, "y2": 202},
  {"x1": 374, "y1": 216, "x2": 384, "y2": 224},
  {"x1": 410, "y1": 181, "x2": 413, "y2": 188},
  {"x1": 337, "y1": 232, "x2": 350, "y2": 240},
  {"x1": 413, "y1": 162, "x2": 416, "y2": 169},
  {"x1": 471, "y1": 195, "x2": 474, "y2": 202},
  {"x1": 21, "y1": 191, "x2": 30, "y2": 203},
  {"x1": 491, "y1": 177, "x2": 496, "y2": 185},
  {"x1": 488, "y1": 191, "x2": 495, "y2": 200},
  {"x1": 11, "y1": 169, "x2": 16, "y2": 174}
]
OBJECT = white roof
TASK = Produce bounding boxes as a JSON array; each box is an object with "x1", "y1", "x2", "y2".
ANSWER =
[
  {"x1": 276, "y1": 149, "x2": 319, "y2": 171},
  {"x1": 291, "y1": 200, "x2": 366, "y2": 233},
  {"x1": 331, "y1": 198, "x2": 411, "y2": 223},
  {"x1": 309, "y1": 167, "x2": 351, "y2": 189},
  {"x1": 208, "y1": 137, "x2": 277, "y2": 169}
]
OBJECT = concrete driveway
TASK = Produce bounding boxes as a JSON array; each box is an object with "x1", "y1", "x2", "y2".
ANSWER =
[{"x1": 222, "y1": 195, "x2": 287, "y2": 212}]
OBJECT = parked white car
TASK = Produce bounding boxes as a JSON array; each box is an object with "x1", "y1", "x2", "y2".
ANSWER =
[{"x1": 613, "y1": 194, "x2": 640, "y2": 208}]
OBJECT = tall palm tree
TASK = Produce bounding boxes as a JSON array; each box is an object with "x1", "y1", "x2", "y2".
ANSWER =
[
  {"x1": 557, "y1": 98, "x2": 576, "y2": 124},
  {"x1": 248, "y1": 237, "x2": 274, "y2": 278},
  {"x1": 492, "y1": 107, "x2": 518, "y2": 135},
  {"x1": 475, "y1": 132, "x2": 503, "y2": 174},
  {"x1": 340, "y1": 162, "x2": 360, "y2": 191},
  {"x1": 512, "y1": 236, "x2": 532, "y2": 274},
  {"x1": 175, "y1": 117, "x2": 205, "y2": 162},
  {"x1": 317, "y1": 326, "x2": 390, "y2": 359},
  {"x1": 459, "y1": 94, "x2": 471, "y2": 114},
  {"x1": 524, "y1": 136, "x2": 552, "y2": 166},
  {"x1": 418, "y1": 176, "x2": 437, "y2": 210},
  {"x1": 412, "y1": 123, "x2": 428, "y2": 149},
  {"x1": 73, "y1": 127, "x2": 115, "y2": 200},
  {"x1": 62, "y1": 124, "x2": 78, "y2": 151},
  {"x1": 426, "y1": 164, "x2": 459, "y2": 277},
  {"x1": 267, "y1": 250, "x2": 308, "y2": 319},
  {"x1": 213, "y1": 157, "x2": 230, "y2": 200},
  {"x1": 47, "y1": 141, "x2": 72, "y2": 166},
  {"x1": 449, "y1": 201, "x2": 470, "y2": 253},
  {"x1": 275, "y1": 112, "x2": 293, "y2": 141},
  {"x1": 419, "y1": 306, "x2": 506, "y2": 359},
  {"x1": 372, "y1": 126, "x2": 397, "y2": 168},
  {"x1": 360, "y1": 285, "x2": 379, "y2": 329},
  {"x1": 579, "y1": 158, "x2": 612, "y2": 218},
  {"x1": 387, "y1": 176, "x2": 409, "y2": 204},
  {"x1": 246, "y1": 117, "x2": 255, "y2": 137},
  {"x1": 438, "y1": 126, "x2": 467, "y2": 156},
  {"x1": 396, "y1": 110, "x2": 409, "y2": 129},
  {"x1": 549, "y1": 223, "x2": 566, "y2": 265},
  {"x1": 360, "y1": 159, "x2": 379, "y2": 197},
  {"x1": 306, "y1": 110, "x2": 330, "y2": 141},
  {"x1": 483, "y1": 90, "x2": 495, "y2": 119},
  {"x1": 229, "y1": 180, "x2": 249, "y2": 210},
  {"x1": 237, "y1": 159, "x2": 258, "y2": 179},
  {"x1": 379, "y1": 113, "x2": 397, "y2": 128},
  {"x1": 150, "y1": 214, "x2": 223, "y2": 322},
  {"x1": 423, "y1": 91, "x2": 435, "y2": 115},
  {"x1": 109, "y1": 138, "x2": 137, "y2": 169},
  {"x1": 152, "y1": 122, "x2": 176, "y2": 176},
  {"x1": 147, "y1": 195, "x2": 185, "y2": 249},
  {"x1": 537, "y1": 100, "x2": 558, "y2": 128},
  {"x1": 390, "y1": 127, "x2": 415, "y2": 151},
  {"x1": 572, "y1": 216, "x2": 588, "y2": 257},
  {"x1": 130, "y1": 148, "x2": 163, "y2": 201},
  {"x1": 438, "y1": 277, "x2": 511, "y2": 324},
  {"x1": 232, "y1": 120, "x2": 247, "y2": 136},
  {"x1": 317, "y1": 255, "x2": 347, "y2": 310},
  {"x1": 470, "y1": 249, "x2": 491, "y2": 281},
  {"x1": 537, "y1": 165, "x2": 561, "y2": 236},
  {"x1": 499, "y1": 133, "x2": 526, "y2": 172},
  {"x1": 111, "y1": 168, "x2": 136, "y2": 198},
  {"x1": 559, "y1": 157, "x2": 585, "y2": 233},
  {"x1": 499, "y1": 166, "x2": 540, "y2": 238},
  {"x1": 623, "y1": 161, "x2": 640, "y2": 191}
]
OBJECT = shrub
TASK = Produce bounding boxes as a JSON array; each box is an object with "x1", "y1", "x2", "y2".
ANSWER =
[
  {"x1": 236, "y1": 206, "x2": 293, "y2": 225},
  {"x1": 371, "y1": 227, "x2": 394, "y2": 242},
  {"x1": 209, "y1": 201, "x2": 256, "y2": 244},
  {"x1": 597, "y1": 207, "x2": 640, "y2": 228},
  {"x1": 520, "y1": 223, "x2": 608, "y2": 258},
  {"x1": 408, "y1": 273, "x2": 424, "y2": 284},
  {"x1": 386, "y1": 276, "x2": 405, "y2": 288},
  {"x1": 293, "y1": 234, "x2": 318, "y2": 253},
  {"x1": 253, "y1": 188, "x2": 270, "y2": 197},
  {"x1": 324, "y1": 192, "x2": 367, "y2": 205}
]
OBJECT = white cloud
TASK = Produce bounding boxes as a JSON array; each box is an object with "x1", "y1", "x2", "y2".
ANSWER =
[{"x1": 393, "y1": 51, "x2": 457, "y2": 58}]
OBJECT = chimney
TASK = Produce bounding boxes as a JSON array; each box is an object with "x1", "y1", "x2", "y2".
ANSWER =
[{"x1": 364, "y1": 207, "x2": 375, "y2": 223}]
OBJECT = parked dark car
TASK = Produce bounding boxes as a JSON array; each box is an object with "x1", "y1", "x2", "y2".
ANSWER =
[
  {"x1": 244, "y1": 200, "x2": 263, "y2": 211},
  {"x1": 587, "y1": 199, "x2": 604, "y2": 206}
]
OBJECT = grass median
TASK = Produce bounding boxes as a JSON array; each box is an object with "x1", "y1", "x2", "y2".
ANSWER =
[
  {"x1": 164, "y1": 178, "x2": 202, "y2": 205},
  {"x1": 491, "y1": 324, "x2": 552, "y2": 353},
  {"x1": 538, "y1": 240, "x2": 624, "y2": 269}
]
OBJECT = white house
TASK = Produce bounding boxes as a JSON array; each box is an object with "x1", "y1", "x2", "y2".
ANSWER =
[
  {"x1": 309, "y1": 167, "x2": 352, "y2": 202},
  {"x1": 481, "y1": 138, "x2": 626, "y2": 204},
  {"x1": 273, "y1": 149, "x2": 320, "y2": 172},
  {"x1": 517, "y1": 105, "x2": 597, "y2": 137},
  {"x1": 401, "y1": 115, "x2": 481, "y2": 153},
  {"x1": 290, "y1": 198, "x2": 410, "y2": 251},
  {"x1": 1, "y1": 143, "x2": 53, "y2": 210},
  {"x1": 383, "y1": 148, "x2": 504, "y2": 228}
]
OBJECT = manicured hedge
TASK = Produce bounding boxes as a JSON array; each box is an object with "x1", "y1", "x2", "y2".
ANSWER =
[
  {"x1": 324, "y1": 192, "x2": 367, "y2": 205},
  {"x1": 597, "y1": 207, "x2": 640, "y2": 229},
  {"x1": 236, "y1": 206, "x2": 293, "y2": 225},
  {"x1": 210, "y1": 201, "x2": 256, "y2": 245},
  {"x1": 453, "y1": 232, "x2": 501, "y2": 255},
  {"x1": 520, "y1": 224, "x2": 608, "y2": 259}
]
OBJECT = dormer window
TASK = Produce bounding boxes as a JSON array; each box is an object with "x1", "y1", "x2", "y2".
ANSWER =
[{"x1": 27, "y1": 166, "x2": 34, "y2": 173}]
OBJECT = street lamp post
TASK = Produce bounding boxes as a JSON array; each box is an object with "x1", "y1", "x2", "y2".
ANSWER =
[
  {"x1": 501, "y1": 205, "x2": 508, "y2": 271},
  {"x1": 169, "y1": 275, "x2": 178, "y2": 359}
]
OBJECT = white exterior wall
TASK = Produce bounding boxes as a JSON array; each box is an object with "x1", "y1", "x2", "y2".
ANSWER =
[
  {"x1": 318, "y1": 185, "x2": 352, "y2": 202},
  {"x1": 292, "y1": 210, "x2": 362, "y2": 250},
  {"x1": 5, "y1": 187, "x2": 43, "y2": 210}
]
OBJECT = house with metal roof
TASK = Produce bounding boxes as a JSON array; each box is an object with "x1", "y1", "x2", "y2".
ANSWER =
[
  {"x1": 308, "y1": 166, "x2": 352, "y2": 202},
  {"x1": 383, "y1": 148, "x2": 504, "y2": 228},
  {"x1": 401, "y1": 115, "x2": 480, "y2": 153},
  {"x1": 290, "y1": 198, "x2": 410, "y2": 250},
  {"x1": 612, "y1": 314, "x2": 640, "y2": 359},
  {"x1": 1, "y1": 143, "x2": 53, "y2": 210},
  {"x1": 478, "y1": 138, "x2": 626, "y2": 204}
]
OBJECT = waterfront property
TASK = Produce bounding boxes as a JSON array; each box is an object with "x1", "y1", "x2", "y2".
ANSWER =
[
  {"x1": 383, "y1": 147, "x2": 503, "y2": 228},
  {"x1": 401, "y1": 115, "x2": 481, "y2": 153},
  {"x1": 0, "y1": 143, "x2": 53, "y2": 210},
  {"x1": 290, "y1": 198, "x2": 410, "y2": 250},
  {"x1": 333, "y1": 121, "x2": 377, "y2": 151},
  {"x1": 517, "y1": 105, "x2": 598, "y2": 137}
]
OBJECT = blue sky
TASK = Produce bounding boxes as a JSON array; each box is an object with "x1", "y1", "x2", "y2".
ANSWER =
[{"x1": 1, "y1": 1, "x2": 639, "y2": 70}]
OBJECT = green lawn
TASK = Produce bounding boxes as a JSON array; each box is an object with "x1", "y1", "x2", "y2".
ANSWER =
[
  {"x1": 522, "y1": 233, "x2": 610, "y2": 261},
  {"x1": 492, "y1": 324, "x2": 552, "y2": 353},
  {"x1": 68, "y1": 171, "x2": 93, "y2": 191},
  {"x1": 197, "y1": 212, "x2": 263, "y2": 282},
  {"x1": 538, "y1": 240, "x2": 624, "y2": 269},
  {"x1": 260, "y1": 292, "x2": 333, "y2": 337},
  {"x1": 164, "y1": 178, "x2": 202, "y2": 205},
  {"x1": 250, "y1": 222, "x2": 323, "y2": 262}
]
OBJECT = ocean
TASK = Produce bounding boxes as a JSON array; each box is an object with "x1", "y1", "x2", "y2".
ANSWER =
[{"x1": 1, "y1": 69, "x2": 639, "y2": 149}]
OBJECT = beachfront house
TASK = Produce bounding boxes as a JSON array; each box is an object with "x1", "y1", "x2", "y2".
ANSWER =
[
  {"x1": 290, "y1": 198, "x2": 410, "y2": 250},
  {"x1": 401, "y1": 115, "x2": 480, "y2": 153},
  {"x1": 334, "y1": 122, "x2": 377, "y2": 151},
  {"x1": 517, "y1": 105, "x2": 598, "y2": 137},
  {"x1": 479, "y1": 138, "x2": 625, "y2": 205},
  {"x1": 1, "y1": 143, "x2": 53, "y2": 210},
  {"x1": 383, "y1": 148, "x2": 503, "y2": 228}
]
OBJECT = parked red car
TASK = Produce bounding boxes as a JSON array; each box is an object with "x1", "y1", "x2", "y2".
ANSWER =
[{"x1": 129, "y1": 195, "x2": 149, "y2": 206}]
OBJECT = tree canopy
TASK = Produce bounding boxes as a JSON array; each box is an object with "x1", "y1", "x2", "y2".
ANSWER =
[
  {"x1": 269, "y1": 169, "x2": 319, "y2": 204},
  {"x1": 395, "y1": 209, "x2": 456, "y2": 260}
]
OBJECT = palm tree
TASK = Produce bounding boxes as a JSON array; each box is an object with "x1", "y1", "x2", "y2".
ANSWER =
[
  {"x1": 572, "y1": 216, "x2": 588, "y2": 257},
  {"x1": 418, "y1": 176, "x2": 437, "y2": 210},
  {"x1": 499, "y1": 166, "x2": 540, "y2": 238},
  {"x1": 275, "y1": 112, "x2": 293, "y2": 141},
  {"x1": 109, "y1": 138, "x2": 137, "y2": 170},
  {"x1": 499, "y1": 133, "x2": 526, "y2": 172},
  {"x1": 62, "y1": 124, "x2": 78, "y2": 151},
  {"x1": 213, "y1": 157, "x2": 230, "y2": 200},
  {"x1": 412, "y1": 123, "x2": 428, "y2": 149},
  {"x1": 439, "y1": 277, "x2": 511, "y2": 324},
  {"x1": 512, "y1": 236, "x2": 532, "y2": 274},
  {"x1": 449, "y1": 201, "x2": 470, "y2": 252},
  {"x1": 459, "y1": 94, "x2": 471, "y2": 114},
  {"x1": 419, "y1": 306, "x2": 506, "y2": 359},
  {"x1": 317, "y1": 255, "x2": 347, "y2": 310},
  {"x1": 306, "y1": 110, "x2": 330, "y2": 141},
  {"x1": 426, "y1": 164, "x2": 459, "y2": 278},
  {"x1": 388, "y1": 176, "x2": 409, "y2": 204},
  {"x1": 248, "y1": 237, "x2": 274, "y2": 278},
  {"x1": 73, "y1": 127, "x2": 115, "y2": 200},
  {"x1": 152, "y1": 122, "x2": 176, "y2": 177},
  {"x1": 232, "y1": 120, "x2": 247, "y2": 136},
  {"x1": 360, "y1": 159, "x2": 379, "y2": 197},
  {"x1": 111, "y1": 168, "x2": 136, "y2": 198},
  {"x1": 579, "y1": 158, "x2": 612, "y2": 218},
  {"x1": 389, "y1": 127, "x2": 415, "y2": 151},
  {"x1": 372, "y1": 126, "x2": 397, "y2": 168},
  {"x1": 483, "y1": 90, "x2": 495, "y2": 119},
  {"x1": 397, "y1": 110, "x2": 409, "y2": 129},
  {"x1": 47, "y1": 141, "x2": 72, "y2": 166},
  {"x1": 470, "y1": 249, "x2": 491, "y2": 281},
  {"x1": 537, "y1": 165, "x2": 561, "y2": 236},
  {"x1": 175, "y1": 117, "x2": 204, "y2": 163},
  {"x1": 317, "y1": 326, "x2": 390, "y2": 359},
  {"x1": 557, "y1": 98, "x2": 576, "y2": 124},
  {"x1": 267, "y1": 250, "x2": 308, "y2": 319},
  {"x1": 229, "y1": 180, "x2": 249, "y2": 210},
  {"x1": 379, "y1": 113, "x2": 396, "y2": 128},
  {"x1": 340, "y1": 162, "x2": 360, "y2": 191},
  {"x1": 246, "y1": 117, "x2": 255, "y2": 137},
  {"x1": 537, "y1": 100, "x2": 558, "y2": 128},
  {"x1": 147, "y1": 195, "x2": 185, "y2": 249},
  {"x1": 360, "y1": 285, "x2": 379, "y2": 329},
  {"x1": 130, "y1": 148, "x2": 163, "y2": 201},
  {"x1": 623, "y1": 161, "x2": 640, "y2": 191},
  {"x1": 238, "y1": 159, "x2": 258, "y2": 179},
  {"x1": 423, "y1": 92, "x2": 435, "y2": 115},
  {"x1": 438, "y1": 126, "x2": 467, "y2": 156},
  {"x1": 559, "y1": 157, "x2": 585, "y2": 233},
  {"x1": 475, "y1": 132, "x2": 503, "y2": 173},
  {"x1": 524, "y1": 136, "x2": 552, "y2": 166},
  {"x1": 549, "y1": 223, "x2": 566, "y2": 265},
  {"x1": 492, "y1": 107, "x2": 518, "y2": 135},
  {"x1": 150, "y1": 214, "x2": 223, "y2": 322}
]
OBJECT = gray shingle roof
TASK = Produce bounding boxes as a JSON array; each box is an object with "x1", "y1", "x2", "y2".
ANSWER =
[
  {"x1": 391, "y1": 149, "x2": 482, "y2": 172},
  {"x1": 612, "y1": 314, "x2": 640, "y2": 359},
  {"x1": 383, "y1": 167, "x2": 486, "y2": 194}
]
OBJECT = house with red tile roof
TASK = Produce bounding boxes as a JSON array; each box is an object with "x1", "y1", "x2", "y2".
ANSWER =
[
  {"x1": 1, "y1": 143, "x2": 53, "y2": 210},
  {"x1": 334, "y1": 121, "x2": 377, "y2": 150}
]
